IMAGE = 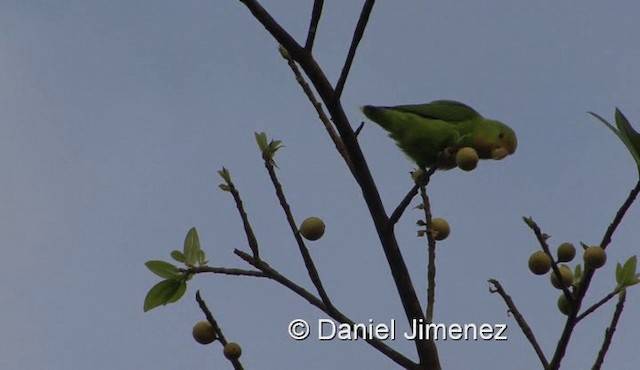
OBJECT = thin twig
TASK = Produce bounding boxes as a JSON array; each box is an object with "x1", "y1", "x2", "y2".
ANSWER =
[
  {"x1": 488, "y1": 279, "x2": 549, "y2": 368},
  {"x1": 388, "y1": 166, "x2": 438, "y2": 228},
  {"x1": 548, "y1": 180, "x2": 640, "y2": 370},
  {"x1": 334, "y1": 0, "x2": 375, "y2": 99},
  {"x1": 225, "y1": 178, "x2": 260, "y2": 259},
  {"x1": 420, "y1": 185, "x2": 436, "y2": 323},
  {"x1": 280, "y1": 49, "x2": 353, "y2": 171},
  {"x1": 354, "y1": 122, "x2": 365, "y2": 137},
  {"x1": 233, "y1": 249, "x2": 419, "y2": 370},
  {"x1": 576, "y1": 290, "x2": 619, "y2": 323},
  {"x1": 195, "y1": 291, "x2": 244, "y2": 370},
  {"x1": 263, "y1": 158, "x2": 334, "y2": 311},
  {"x1": 592, "y1": 290, "x2": 627, "y2": 370},
  {"x1": 304, "y1": 0, "x2": 324, "y2": 50},
  {"x1": 181, "y1": 266, "x2": 267, "y2": 278}
]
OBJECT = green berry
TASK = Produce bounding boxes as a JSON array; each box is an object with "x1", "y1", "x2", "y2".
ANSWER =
[
  {"x1": 299, "y1": 217, "x2": 325, "y2": 241},
  {"x1": 430, "y1": 218, "x2": 450, "y2": 241},
  {"x1": 192, "y1": 321, "x2": 217, "y2": 345},
  {"x1": 557, "y1": 294, "x2": 572, "y2": 315},
  {"x1": 583, "y1": 246, "x2": 607, "y2": 269},
  {"x1": 550, "y1": 265, "x2": 574, "y2": 289},
  {"x1": 455, "y1": 147, "x2": 479, "y2": 171},
  {"x1": 557, "y1": 242, "x2": 576, "y2": 262},
  {"x1": 528, "y1": 251, "x2": 552, "y2": 275},
  {"x1": 223, "y1": 342, "x2": 242, "y2": 360}
]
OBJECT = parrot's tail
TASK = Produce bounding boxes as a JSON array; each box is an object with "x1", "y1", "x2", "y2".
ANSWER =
[{"x1": 361, "y1": 105, "x2": 394, "y2": 131}]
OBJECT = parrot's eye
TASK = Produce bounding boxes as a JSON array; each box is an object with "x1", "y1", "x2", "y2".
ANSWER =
[{"x1": 498, "y1": 132, "x2": 505, "y2": 139}]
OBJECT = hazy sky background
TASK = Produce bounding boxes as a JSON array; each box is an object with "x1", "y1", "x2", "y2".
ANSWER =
[{"x1": 2, "y1": 1, "x2": 640, "y2": 369}]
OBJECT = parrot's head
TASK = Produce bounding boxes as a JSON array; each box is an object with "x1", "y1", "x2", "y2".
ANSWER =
[{"x1": 473, "y1": 120, "x2": 517, "y2": 161}]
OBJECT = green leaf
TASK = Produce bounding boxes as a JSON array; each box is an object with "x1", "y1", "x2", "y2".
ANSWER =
[
  {"x1": 255, "y1": 132, "x2": 268, "y2": 152},
  {"x1": 590, "y1": 110, "x2": 640, "y2": 175},
  {"x1": 145, "y1": 260, "x2": 181, "y2": 279},
  {"x1": 170, "y1": 250, "x2": 185, "y2": 263},
  {"x1": 616, "y1": 262, "x2": 623, "y2": 285},
  {"x1": 217, "y1": 167, "x2": 231, "y2": 183},
  {"x1": 197, "y1": 249, "x2": 208, "y2": 266},
  {"x1": 579, "y1": 242, "x2": 589, "y2": 250},
  {"x1": 218, "y1": 184, "x2": 231, "y2": 192},
  {"x1": 184, "y1": 227, "x2": 201, "y2": 267},
  {"x1": 619, "y1": 255, "x2": 640, "y2": 288},
  {"x1": 615, "y1": 109, "x2": 640, "y2": 172},
  {"x1": 143, "y1": 279, "x2": 187, "y2": 312},
  {"x1": 166, "y1": 280, "x2": 187, "y2": 304}
]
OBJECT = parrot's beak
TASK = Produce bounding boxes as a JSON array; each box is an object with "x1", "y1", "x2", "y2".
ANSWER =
[
  {"x1": 491, "y1": 135, "x2": 517, "y2": 160},
  {"x1": 491, "y1": 148, "x2": 510, "y2": 160}
]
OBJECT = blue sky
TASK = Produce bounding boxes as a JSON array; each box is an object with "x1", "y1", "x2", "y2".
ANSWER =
[{"x1": 2, "y1": 1, "x2": 640, "y2": 369}]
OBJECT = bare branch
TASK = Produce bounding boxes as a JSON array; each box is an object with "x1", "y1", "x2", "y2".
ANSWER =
[
  {"x1": 335, "y1": 0, "x2": 375, "y2": 98},
  {"x1": 420, "y1": 185, "x2": 436, "y2": 323},
  {"x1": 488, "y1": 279, "x2": 549, "y2": 368},
  {"x1": 196, "y1": 291, "x2": 244, "y2": 370},
  {"x1": 389, "y1": 166, "x2": 438, "y2": 227},
  {"x1": 592, "y1": 290, "x2": 627, "y2": 370},
  {"x1": 223, "y1": 175, "x2": 260, "y2": 259},
  {"x1": 304, "y1": 0, "x2": 324, "y2": 50},
  {"x1": 233, "y1": 249, "x2": 419, "y2": 369},
  {"x1": 279, "y1": 47, "x2": 353, "y2": 170},
  {"x1": 181, "y1": 266, "x2": 267, "y2": 278},
  {"x1": 576, "y1": 290, "x2": 619, "y2": 323},
  {"x1": 262, "y1": 157, "x2": 335, "y2": 311}
]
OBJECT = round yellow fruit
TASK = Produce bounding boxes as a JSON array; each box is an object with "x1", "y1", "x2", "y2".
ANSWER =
[
  {"x1": 557, "y1": 294, "x2": 572, "y2": 315},
  {"x1": 528, "y1": 251, "x2": 552, "y2": 275},
  {"x1": 550, "y1": 265, "x2": 574, "y2": 289},
  {"x1": 430, "y1": 218, "x2": 450, "y2": 241},
  {"x1": 557, "y1": 242, "x2": 576, "y2": 262},
  {"x1": 455, "y1": 147, "x2": 479, "y2": 171},
  {"x1": 583, "y1": 246, "x2": 607, "y2": 269},
  {"x1": 192, "y1": 321, "x2": 216, "y2": 345},
  {"x1": 299, "y1": 217, "x2": 325, "y2": 241},
  {"x1": 223, "y1": 342, "x2": 242, "y2": 360}
]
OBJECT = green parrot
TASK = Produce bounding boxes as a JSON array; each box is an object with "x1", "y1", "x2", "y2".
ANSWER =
[{"x1": 361, "y1": 100, "x2": 517, "y2": 169}]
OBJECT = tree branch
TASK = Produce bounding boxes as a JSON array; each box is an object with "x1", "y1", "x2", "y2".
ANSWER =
[
  {"x1": 592, "y1": 290, "x2": 626, "y2": 370},
  {"x1": 262, "y1": 156, "x2": 335, "y2": 311},
  {"x1": 182, "y1": 266, "x2": 267, "y2": 278},
  {"x1": 576, "y1": 290, "x2": 619, "y2": 323},
  {"x1": 389, "y1": 167, "x2": 438, "y2": 228},
  {"x1": 488, "y1": 279, "x2": 548, "y2": 368},
  {"x1": 334, "y1": 0, "x2": 375, "y2": 99},
  {"x1": 279, "y1": 47, "x2": 353, "y2": 171},
  {"x1": 304, "y1": 0, "x2": 324, "y2": 50},
  {"x1": 233, "y1": 249, "x2": 419, "y2": 369},
  {"x1": 235, "y1": 2, "x2": 438, "y2": 366},
  {"x1": 196, "y1": 291, "x2": 244, "y2": 370},
  {"x1": 420, "y1": 185, "x2": 436, "y2": 323}
]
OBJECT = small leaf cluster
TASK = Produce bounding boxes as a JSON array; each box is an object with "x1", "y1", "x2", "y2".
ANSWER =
[
  {"x1": 255, "y1": 131, "x2": 283, "y2": 167},
  {"x1": 615, "y1": 256, "x2": 640, "y2": 290},
  {"x1": 144, "y1": 227, "x2": 208, "y2": 312}
]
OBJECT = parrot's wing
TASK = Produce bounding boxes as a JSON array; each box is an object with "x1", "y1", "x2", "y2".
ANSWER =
[{"x1": 392, "y1": 100, "x2": 482, "y2": 123}]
